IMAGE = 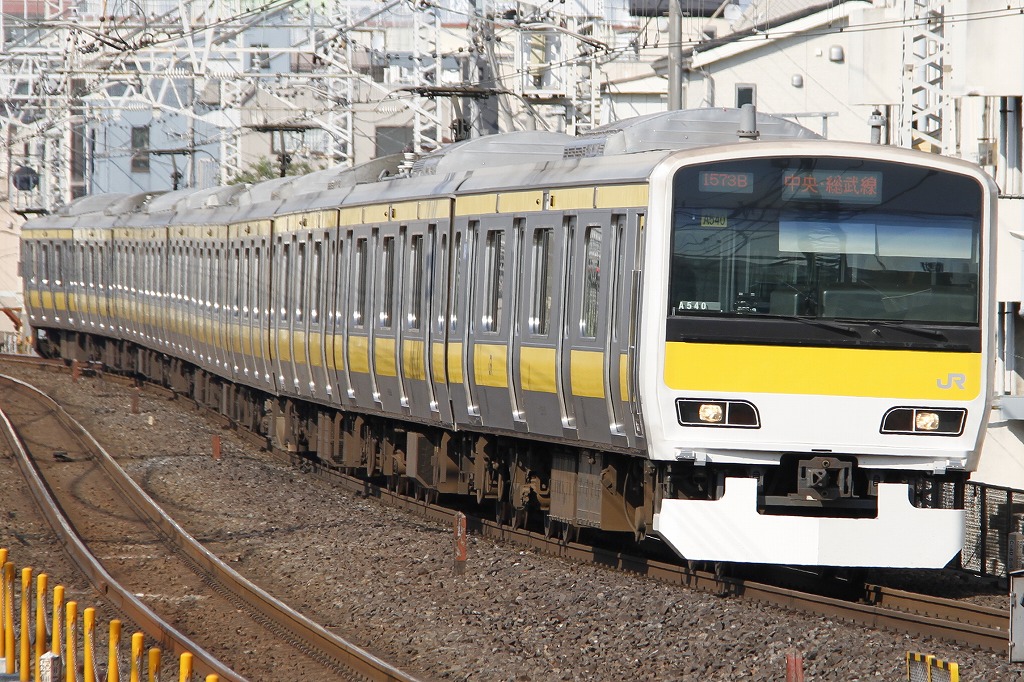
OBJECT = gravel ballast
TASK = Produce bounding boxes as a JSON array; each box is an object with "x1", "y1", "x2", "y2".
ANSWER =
[{"x1": 2, "y1": 362, "x2": 1023, "y2": 681}]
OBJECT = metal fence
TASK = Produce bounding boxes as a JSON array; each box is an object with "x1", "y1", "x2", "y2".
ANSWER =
[{"x1": 962, "y1": 482, "x2": 1024, "y2": 577}]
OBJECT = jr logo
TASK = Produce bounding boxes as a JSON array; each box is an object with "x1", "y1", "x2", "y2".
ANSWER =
[{"x1": 937, "y1": 373, "x2": 967, "y2": 390}]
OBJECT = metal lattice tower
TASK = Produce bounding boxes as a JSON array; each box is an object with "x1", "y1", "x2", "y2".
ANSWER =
[
  {"x1": 899, "y1": 0, "x2": 954, "y2": 154},
  {"x1": 412, "y1": 2, "x2": 444, "y2": 153},
  {"x1": 0, "y1": 0, "x2": 461, "y2": 211}
]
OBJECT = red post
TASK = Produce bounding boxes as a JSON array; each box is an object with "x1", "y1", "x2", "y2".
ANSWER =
[
  {"x1": 454, "y1": 512, "x2": 467, "y2": 575},
  {"x1": 786, "y1": 652, "x2": 805, "y2": 682},
  {"x1": 131, "y1": 386, "x2": 140, "y2": 415},
  {"x1": 212, "y1": 435, "x2": 221, "y2": 461},
  {"x1": 71, "y1": 359, "x2": 80, "y2": 383}
]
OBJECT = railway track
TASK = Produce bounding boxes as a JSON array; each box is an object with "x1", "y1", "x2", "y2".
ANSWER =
[
  {"x1": 0, "y1": 371, "x2": 423, "y2": 682},
  {"x1": 304, "y1": 460, "x2": 1011, "y2": 653},
  {"x1": 0, "y1": 355, "x2": 1012, "y2": 660}
]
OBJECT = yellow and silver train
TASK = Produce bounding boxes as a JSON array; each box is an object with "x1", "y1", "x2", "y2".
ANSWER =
[{"x1": 21, "y1": 108, "x2": 997, "y2": 567}]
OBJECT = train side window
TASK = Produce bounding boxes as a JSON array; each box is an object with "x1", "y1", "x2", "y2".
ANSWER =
[
  {"x1": 253, "y1": 245, "x2": 263, "y2": 317},
  {"x1": 482, "y1": 229, "x2": 504, "y2": 333},
  {"x1": 406, "y1": 234, "x2": 423, "y2": 330},
  {"x1": 380, "y1": 236, "x2": 395, "y2": 329},
  {"x1": 295, "y1": 239, "x2": 305, "y2": 324},
  {"x1": 334, "y1": 238, "x2": 346, "y2": 325},
  {"x1": 610, "y1": 215, "x2": 626, "y2": 341},
  {"x1": 581, "y1": 225, "x2": 602, "y2": 339},
  {"x1": 84, "y1": 247, "x2": 93, "y2": 291},
  {"x1": 280, "y1": 242, "x2": 290, "y2": 322},
  {"x1": 25, "y1": 243, "x2": 34, "y2": 285},
  {"x1": 241, "y1": 247, "x2": 250, "y2": 316},
  {"x1": 530, "y1": 228, "x2": 554, "y2": 335},
  {"x1": 231, "y1": 247, "x2": 240, "y2": 317},
  {"x1": 53, "y1": 244, "x2": 62, "y2": 286},
  {"x1": 450, "y1": 232, "x2": 462, "y2": 333},
  {"x1": 435, "y1": 232, "x2": 448, "y2": 335},
  {"x1": 354, "y1": 238, "x2": 368, "y2": 327},
  {"x1": 40, "y1": 244, "x2": 49, "y2": 285},
  {"x1": 311, "y1": 239, "x2": 323, "y2": 324},
  {"x1": 214, "y1": 248, "x2": 222, "y2": 312}
]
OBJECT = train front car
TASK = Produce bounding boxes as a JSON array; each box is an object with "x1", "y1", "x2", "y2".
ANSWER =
[{"x1": 645, "y1": 142, "x2": 996, "y2": 568}]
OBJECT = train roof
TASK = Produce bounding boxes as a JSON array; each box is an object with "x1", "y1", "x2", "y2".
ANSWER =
[
  {"x1": 410, "y1": 131, "x2": 573, "y2": 177},
  {"x1": 25, "y1": 108, "x2": 828, "y2": 229},
  {"x1": 563, "y1": 108, "x2": 821, "y2": 158}
]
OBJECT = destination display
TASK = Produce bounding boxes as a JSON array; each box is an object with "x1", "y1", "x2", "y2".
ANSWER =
[
  {"x1": 698, "y1": 171, "x2": 754, "y2": 193},
  {"x1": 782, "y1": 170, "x2": 883, "y2": 204}
]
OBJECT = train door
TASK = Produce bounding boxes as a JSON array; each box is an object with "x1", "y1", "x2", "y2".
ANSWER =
[
  {"x1": 56, "y1": 238, "x2": 70, "y2": 330},
  {"x1": 329, "y1": 229, "x2": 352, "y2": 407},
  {"x1": 235, "y1": 236, "x2": 249, "y2": 382},
  {"x1": 604, "y1": 213, "x2": 643, "y2": 448},
  {"x1": 563, "y1": 211, "x2": 615, "y2": 445},
  {"x1": 212, "y1": 242, "x2": 227, "y2": 375},
  {"x1": 428, "y1": 224, "x2": 454, "y2": 426},
  {"x1": 372, "y1": 225, "x2": 406, "y2": 414},
  {"x1": 466, "y1": 217, "x2": 520, "y2": 432},
  {"x1": 513, "y1": 219, "x2": 570, "y2": 438},
  {"x1": 272, "y1": 230, "x2": 295, "y2": 393},
  {"x1": 345, "y1": 228, "x2": 378, "y2": 410},
  {"x1": 291, "y1": 229, "x2": 314, "y2": 398},
  {"x1": 401, "y1": 223, "x2": 437, "y2": 421},
  {"x1": 307, "y1": 229, "x2": 333, "y2": 401},
  {"x1": 182, "y1": 238, "x2": 195, "y2": 363},
  {"x1": 447, "y1": 222, "x2": 478, "y2": 425},
  {"x1": 320, "y1": 226, "x2": 341, "y2": 406},
  {"x1": 226, "y1": 237, "x2": 242, "y2": 382},
  {"x1": 257, "y1": 234, "x2": 274, "y2": 390}
]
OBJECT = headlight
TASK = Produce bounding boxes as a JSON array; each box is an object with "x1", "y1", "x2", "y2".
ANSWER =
[
  {"x1": 677, "y1": 399, "x2": 760, "y2": 428},
  {"x1": 914, "y1": 411, "x2": 940, "y2": 431},
  {"x1": 881, "y1": 407, "x2": 966, "y2": 436},
  {"x1": 698, "y1": 403, "x2": 724, "y2": 423}
]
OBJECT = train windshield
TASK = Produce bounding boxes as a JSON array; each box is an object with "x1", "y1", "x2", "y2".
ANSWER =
[{"x1": 669, "y1": 157, "x2": 984, "y2": 328}]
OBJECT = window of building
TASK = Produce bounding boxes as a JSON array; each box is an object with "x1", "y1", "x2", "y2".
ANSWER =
[
  {"x1": 131, "y1": 125, "x2": 150, "y2": 173},
  {"x1": 736, "y1": 84, "x2": 756, "y2": 108}
]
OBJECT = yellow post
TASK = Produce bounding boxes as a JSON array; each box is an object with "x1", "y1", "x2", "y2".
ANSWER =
[
  {"x1": 5, "y1": 562, "x2": 15, "y2": 674},
  {"x1": 147, "y1": 648, "x2": 160, "y2": 682},
  {"x1": 20, "y1": 567, "x2": 31, "y2": 681},
  {"x1": 107, "y1": 620, "x2": 121, "y2": 682},
  {"x1": 83, "y1": 607, "x2": 96, "y2": 682},
  {"x1": 204, "y1": 677, "x2": 218, "y2": 682},
  {"x1": 177, "y1": 652, "x2": 192, "y2": 682},
  {"x1": 50, "y1": 586, "x2": 63, "y2": 656},
  {"x1": 129, "y1": 633, "x2": 143, "y2": 682},
  {"x1": 0, "y1": 548, "x2": 6, "y2": 662},
  {"x1": 64, "y1": 601, "x2": 77, "y2": 682},
  {"x1": 34, "y1": 573, "x2": 47, "y2": 682}
]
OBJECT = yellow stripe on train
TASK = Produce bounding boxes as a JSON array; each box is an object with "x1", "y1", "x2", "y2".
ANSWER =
[{"x1": 664, "y1": 342, "x2": 981, "y2": 400}]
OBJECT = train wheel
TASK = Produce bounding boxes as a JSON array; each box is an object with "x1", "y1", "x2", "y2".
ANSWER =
[
  {"x1": 561, "y1": 523, "x2": 578, "y2": 545},
  {"x1": 511, "y1": 507, "x2": 526, "y2": 531},
  {"x1": 543, "y1": 515, "x2": 556, "y2": 539},
  {"x1": 495, "y1": 500, "x2": 512, "y2": 527}
]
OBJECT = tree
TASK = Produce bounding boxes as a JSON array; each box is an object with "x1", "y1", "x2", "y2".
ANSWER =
[{"x1": 228, "y1": 156, "x2": 321, "y2": 185}]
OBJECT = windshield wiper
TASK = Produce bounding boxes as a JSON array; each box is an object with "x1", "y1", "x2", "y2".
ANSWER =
[
  {"x1": 770, "y1": 315, "x2": 861, "y2": 337},
  {"x1": 868, "y1": 320, "x2": 947, "y2": 341}
]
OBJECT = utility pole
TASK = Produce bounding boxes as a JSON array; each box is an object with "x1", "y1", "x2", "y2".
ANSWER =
[{"x1": 668, "y1": 0, "x2": 683, "y2": 110}]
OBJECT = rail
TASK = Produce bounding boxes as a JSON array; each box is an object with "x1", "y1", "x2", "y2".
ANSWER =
[{"x1": 0, "y1": 373, "x2": 423, "y2": 682}]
